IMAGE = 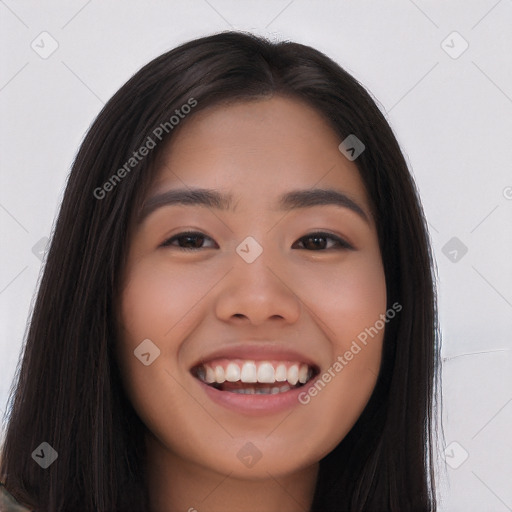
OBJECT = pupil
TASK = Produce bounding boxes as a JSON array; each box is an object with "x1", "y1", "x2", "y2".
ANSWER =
[
  {"x1": 184, "y1": 235, "x2": 202, "y2": 248},
  {"x1": 307, "y1": 236, "x2": 325, "y2": 250}
]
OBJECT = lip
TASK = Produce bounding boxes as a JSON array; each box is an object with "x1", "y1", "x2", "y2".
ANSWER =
[
  {"x1": 188, "y1": 342, "x2": 321, "y2": 416},
  {"x1": 194, "y1": 372, "x2": 318, "y2": 416},
  {"x1": 189, "y1": 342, "x2": 320, "y2": 370}
]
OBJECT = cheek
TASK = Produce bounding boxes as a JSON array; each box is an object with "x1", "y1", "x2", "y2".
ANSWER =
[
  {"x1": 115, "y1": 263, "x2": 183, "y2": 404},
  {"x1": 115, "y1": 262, "x2": 204, "y2": 444},
  {"x1": 292, "y1": 251, "x2": 387, "y2": 445},
  {"x1": 119, "y1": 259, "x2": 208, "y2": 340},
  {"x1": 300, "y1": 250, "x2": 387, "y2": 341}
]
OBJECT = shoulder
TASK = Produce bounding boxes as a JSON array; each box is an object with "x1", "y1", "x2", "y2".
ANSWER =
[{"x1": 0, "y1": 483, "x2": 34, "y2": 512}]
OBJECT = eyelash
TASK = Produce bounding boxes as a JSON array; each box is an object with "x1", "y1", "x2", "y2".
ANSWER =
[{"x1": 160, "y1": 231, "x2": 354, "y2": 252}]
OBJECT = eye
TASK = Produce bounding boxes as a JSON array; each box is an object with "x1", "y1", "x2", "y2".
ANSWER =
[
  {"x1": 160, "y1": 231, "x2": 217, "y2": 251},
  {"x1": 293, "y1": 232, "x2": 354, "y2": 251},
  {"x1": 161, "y1": 231, "x2": 353, "y2": 252}
]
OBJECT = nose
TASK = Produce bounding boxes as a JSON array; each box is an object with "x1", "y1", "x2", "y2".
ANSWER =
[{"x1": 214, "y1": 247, "x2": 302, "y2": 326}]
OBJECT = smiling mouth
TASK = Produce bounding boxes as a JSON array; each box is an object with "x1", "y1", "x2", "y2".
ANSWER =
[{"x1": 191, "y1": 359, "x2": 319, "y2": 395}]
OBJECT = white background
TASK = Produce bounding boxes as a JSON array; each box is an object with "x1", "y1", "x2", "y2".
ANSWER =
[{"x1": 1, "y1": 1, "x2": 511, "y2": 510}]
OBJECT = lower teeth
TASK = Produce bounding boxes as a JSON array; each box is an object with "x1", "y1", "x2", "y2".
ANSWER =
[{"x1": 229, "y1": 385, "x2": 292, "y2": 394}]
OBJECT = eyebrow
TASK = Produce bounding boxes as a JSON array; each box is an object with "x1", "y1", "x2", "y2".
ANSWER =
[{"x1": 138, "y1": 187, "x2": 370, "y2": 224}]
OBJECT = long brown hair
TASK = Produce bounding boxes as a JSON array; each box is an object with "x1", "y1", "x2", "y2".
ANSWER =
[{"x1": 0, "y1": 30, "x2": 441, "y2": 511}]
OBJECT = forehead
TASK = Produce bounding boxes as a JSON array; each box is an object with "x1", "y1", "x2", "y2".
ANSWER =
[
  {"x1": 147, "y1": 96, "x2": 372, "y2": 217},
  {"x1": 157, "y1": 95, "x2": 341, "y2": 168}
]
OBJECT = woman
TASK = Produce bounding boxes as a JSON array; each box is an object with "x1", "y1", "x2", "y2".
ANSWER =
[{"x1": 0, "y1": 30, "x2": 440, "y2": 511}]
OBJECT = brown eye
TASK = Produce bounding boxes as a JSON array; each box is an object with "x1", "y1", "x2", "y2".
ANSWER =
[
  {"x1": 293, "y1": 232, "x2": 353, "y2": 251},
  {"x1": 161, "y1": 231, "x2": 353, "y2": 252},
  {"x1": 161, "y1": 232, "x2": 217, "y2": 251}
]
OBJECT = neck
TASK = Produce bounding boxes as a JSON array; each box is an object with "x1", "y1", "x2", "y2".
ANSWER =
[{"x1": 145, "y1": 435, "x2": 319, "y2": 512}]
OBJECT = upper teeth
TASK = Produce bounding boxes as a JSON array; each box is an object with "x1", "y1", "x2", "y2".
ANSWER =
[{"x1": 198, "y1": 360, "x2": 312, "y2": 386}]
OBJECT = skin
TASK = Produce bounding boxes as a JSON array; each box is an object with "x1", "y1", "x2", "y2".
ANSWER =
[{"x1": 115, "y1": 96, "x2": 387, "y2": 512}]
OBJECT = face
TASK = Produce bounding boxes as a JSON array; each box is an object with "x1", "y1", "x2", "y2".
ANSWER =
[{"x1": 116, "y1": 96, "x2": 387, "y2": 480}]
